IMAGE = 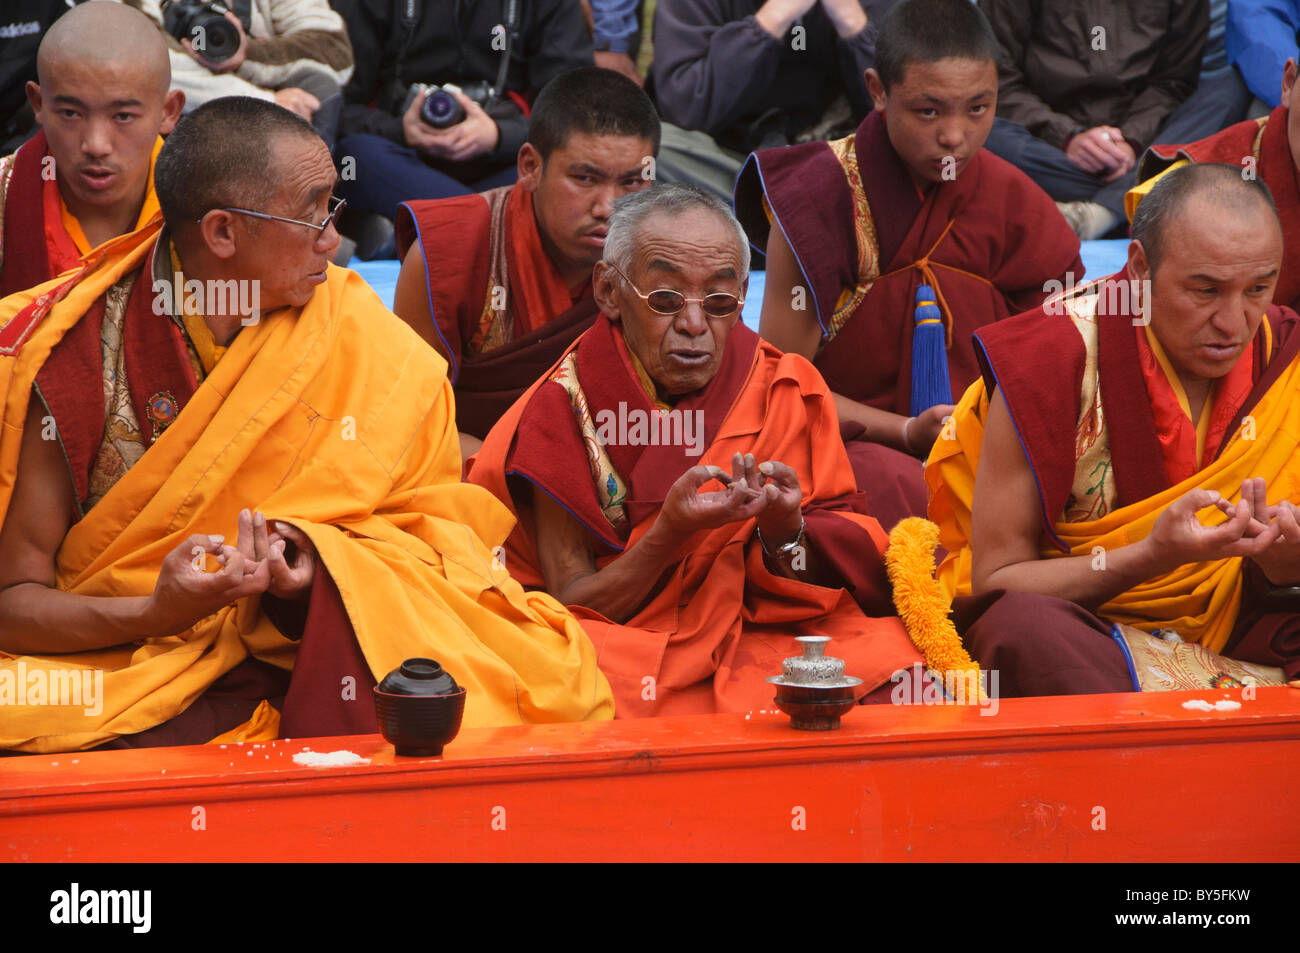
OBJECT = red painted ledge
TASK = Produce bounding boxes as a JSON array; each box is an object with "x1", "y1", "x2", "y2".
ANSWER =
[{"x1": 3, "y1": 687, "x2": 1299, "y2": 862}]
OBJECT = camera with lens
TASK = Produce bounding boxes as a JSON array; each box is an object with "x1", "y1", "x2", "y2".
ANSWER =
[
  {"x1": 401, "y1": 81, "x2": 494, "y2": 129},
  {"x1": 161, "y1": 0, "x2": 241, "y2": 65}
]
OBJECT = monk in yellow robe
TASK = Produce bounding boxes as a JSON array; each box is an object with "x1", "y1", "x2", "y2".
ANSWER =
[
  {"x1": 0, "y1": 2, "x2": 183, "y2": 297},
  {"x1": 470, "y1": 185, "x2": 923, "y2": 716},
  {"x1": 928, "y1": 163, "x2": 1300, "y2": 696},
  {"x1": 0, "y1": 96, "x2": 611, "y2": 754}
]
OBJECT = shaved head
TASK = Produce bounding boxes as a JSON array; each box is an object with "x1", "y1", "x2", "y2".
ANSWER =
[
  {"x1": 1132, "y1": 163, "x2": 1280, "y2": 274},
  {"x1": 26, "y1": 0, "x2": 183, "y2": 245},
  {"x1": 155, "y1": 96, "x2": 322, "y2": 232},
  {"x1": 1128, "y1": 162, "x2": 1283, "y2": 389},
  {"x1": 38, "y1": 2, "x2": 171, "y2": 97}
]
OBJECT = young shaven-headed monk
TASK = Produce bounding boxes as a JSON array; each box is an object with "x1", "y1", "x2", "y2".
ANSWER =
[
  {"x1": 734, "y1": 0, "x2": 1080, "y2": 530},
  {"x1": 1128, "y1": 38, "x2": 1300, "y2": 311},
  {"x1": 393, "y1": 67, "x2": 660, "y2": 460},
  {"x1": 929, "y1": 164, "x2": 1300, "y2": 696},
  {"x1": 0, "y1": 1, "x2": 184, "y2": 297}
]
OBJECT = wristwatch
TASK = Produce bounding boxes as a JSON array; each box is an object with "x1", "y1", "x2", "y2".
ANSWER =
[{"x1": 758, "y1": 517, "x2": 806, "y2": 559}]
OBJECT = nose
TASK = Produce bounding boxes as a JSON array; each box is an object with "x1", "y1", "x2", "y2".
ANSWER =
[
  {"x1": 1211, "y1": 290, "x2": 1252, "y2": 337},
  {"x1": 81, "y1": 116, "x2": 112, "y2": 159},
  {"x1": 936, "y1": 119, "x2": 964, "y2": 152},
  {"x1": 316, "y1": 218, "x2": 342, "y2": 256},
  {"x1": 593, "y1": 182, "x2": 621, "y2": 220},
  {"x1": 673, "y1": 300, "x2": 709, "y2": 337}
]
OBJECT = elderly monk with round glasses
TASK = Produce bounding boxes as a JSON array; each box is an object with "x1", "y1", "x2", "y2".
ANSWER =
[{"x1": 470, "y1": 184, "x2": 924, "y2": 717}]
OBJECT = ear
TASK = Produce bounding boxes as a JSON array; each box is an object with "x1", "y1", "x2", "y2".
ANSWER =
[
  {"x1": 25, "y1": 81, "x2": 43, "y2": 121},
  {"x1": 864, "y1": 69, "x2": 887, "y2": 114},
  {"x1": 517, "y1": 142, "x2": 543, "y2": 192},
  {"x1": 1126, "y1": 238, "x2": 1151, "y2": 284},
  {"x1": 198, "y1": 210, "x2": 240, "y2": 261},
  {"x1": 592, "y1": 260, "x2": 621, "y2": 322},
  {"x1": 1283, "y1": 58, "x2": 1297, "y2": 108},
  {"x1": 159, "y1": 90, "x2": 186, "y2": 135}
]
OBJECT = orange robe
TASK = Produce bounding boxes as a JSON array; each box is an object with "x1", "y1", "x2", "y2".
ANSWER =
[
  {"x1": 0, "y1": 224, "x2": 613, "y2": 753},
  {"x1": 469, "y1": 315, "x2": 922, "y2": 716}
]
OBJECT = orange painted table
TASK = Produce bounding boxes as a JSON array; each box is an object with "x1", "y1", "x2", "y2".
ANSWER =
[{"x1": 4, "y1": 687, "x2": 1299, "y2": 862}]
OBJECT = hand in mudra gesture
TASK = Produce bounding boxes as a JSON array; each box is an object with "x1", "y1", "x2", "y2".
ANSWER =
[{"x1": 660, "y1": 452, "x2": 803, "y2": 542}]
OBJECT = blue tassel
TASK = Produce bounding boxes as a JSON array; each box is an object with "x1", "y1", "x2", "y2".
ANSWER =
[{"x1": 909, "y1": 283, "x2": 952, "y2": 417}]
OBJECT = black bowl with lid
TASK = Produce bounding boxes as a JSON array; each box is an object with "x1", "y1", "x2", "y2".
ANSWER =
[{"x1": 373, "y1": 658, "x2": 467, "y2": 756}]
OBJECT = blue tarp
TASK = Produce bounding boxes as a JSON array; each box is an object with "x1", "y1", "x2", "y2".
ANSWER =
[{"x1": 352, "y1": 239, "x2": 1130, "y2": 334}]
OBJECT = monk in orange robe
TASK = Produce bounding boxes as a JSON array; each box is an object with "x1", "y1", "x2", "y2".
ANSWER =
[
  {"x1": 734, "y1": 0, "x2": 1081, "y2": 530},
  {"x1": 1127, "y1": 54, "x2": 1300, "y2": 310},
  {"x1": 470, "y1": 185, "x2": 923, "y2": 716},
  {"x1": 393, "y1": 67, "x2": 660, "y2": 459},
  {"x1": 0, "y1": 97, "x2": 612, "y2": 754},
  {"x1": 0, "y1": 2, "x2": 183, "y2": 298},
  {"x1": 927, "y1": 164, "x2": 1300, "y2": 697}
]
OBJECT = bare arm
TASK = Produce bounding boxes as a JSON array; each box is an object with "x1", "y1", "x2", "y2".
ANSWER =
[
  {"x1": 392, "y1": 243, "x2": 451, "y2": 362},
  {"x1": 533, "y1": 488, "x2": 686, "y2": 623},
  {"x1": 0, "y1": 397, "x2": 272, "y2": 653},
  {"x1": 392, "y1": 243, "x2": 483, "y2": 462},
  {"x1": 0, "y1": 399, "x2": 156, "y2": 652},
  {"x1": 970, "y1": 388, "x2": 1278, "y2": 609},
  {"x1": 757, "y1": 223, "x2": 824, "y2": 359},
  {"x1": 761, "y1": 226, "x2": 949, "y2": 456}
]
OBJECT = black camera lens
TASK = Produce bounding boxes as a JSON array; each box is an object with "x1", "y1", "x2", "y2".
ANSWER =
[
  {"x1": 161, "y1": 1, "x2": 241, "y2": 65},
  {"x1": 420, "y1": 89, "x2": 466, "y2": 129},
  {"x1": 196, "y1": 13, "x2": 240, "y2": 62}
]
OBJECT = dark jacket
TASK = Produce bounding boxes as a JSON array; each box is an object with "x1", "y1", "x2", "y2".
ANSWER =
[
  {"x1": 651, "y1": 0, "x2": 895, "y2": 154},
  {"x1": 334, "y1": 0, "x2": 593, "y2": 163},
  {"x1": 0, "y1": 0, "x2": 78, "y2": 154},
  {"x1": 979, "y1": 0, "x2": 1209, "y2": 154}
]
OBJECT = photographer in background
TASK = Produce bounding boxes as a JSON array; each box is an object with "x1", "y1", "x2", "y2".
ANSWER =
[
  {"x1": 126, "y1": 0, "x2": 353, "y2": 145},
  {"x1": 650, "y1": 0, "x2": 896, "y2": 202},
  {"x1": 331, "y1": 0, "x2": 592, "y2": 253}
]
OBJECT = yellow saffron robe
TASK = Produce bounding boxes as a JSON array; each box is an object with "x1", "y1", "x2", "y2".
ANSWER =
[
  {"x1": 0, "y1": 225, "x2": 612, "y2": 753},
  {"x1": 927, "y1": 287, "x2": 1300, "y2": 655}
]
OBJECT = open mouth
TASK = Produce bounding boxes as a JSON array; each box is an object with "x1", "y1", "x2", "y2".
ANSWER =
[
  {"x1": 668, "y1": 350, "x2": 710, "y2": 367},
  {"x1": 79, "y1": 167, "x2": 118, "y2": 190}
]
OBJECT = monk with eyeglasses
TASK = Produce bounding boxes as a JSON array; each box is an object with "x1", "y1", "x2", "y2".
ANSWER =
[
  {"x1": 0, "y1": 96, "x2": 612, "y2": 753},
  {"x1": 469, "y1": 185, "x2": 923, "y2": 717}
]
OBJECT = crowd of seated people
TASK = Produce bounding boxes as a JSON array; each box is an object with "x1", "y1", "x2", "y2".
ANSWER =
[{"x1": 0, "y1": 0, "x2": 1298, "y2": 755}]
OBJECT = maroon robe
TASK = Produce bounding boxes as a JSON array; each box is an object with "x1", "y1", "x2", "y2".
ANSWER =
[
  {"x1": 396, "y1": 186, "x2": 600, "y2": 439},
  {"x1": 735, "y1": 111, "x2": 1083, "y2": 528},
  {"x1": 956, "y1": 281, "x2": 1300, "y2": 695},
  {"x1": 1141, "y1": 105, "x2": 1300, "y2": 309},
  {"x1": 0, "y1": 130, "x2": 83, "y2": 298}
]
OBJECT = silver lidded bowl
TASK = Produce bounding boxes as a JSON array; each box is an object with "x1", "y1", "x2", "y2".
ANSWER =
[{"x1": 767, "y1": 636, "x2": 862, "y2": 730}]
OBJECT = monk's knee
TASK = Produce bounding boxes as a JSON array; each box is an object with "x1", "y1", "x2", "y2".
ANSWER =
[{"x1": 955, "y1": 590, "x2": 1131, "y2": 696}]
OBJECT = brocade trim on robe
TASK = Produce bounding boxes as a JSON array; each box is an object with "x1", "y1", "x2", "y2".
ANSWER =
[
  {"x1": 85, "y1": 238, "x2": 208, "y2": 512},
  {"x1": 468, "y1": 186, "x2": 514, "y2": 356},
  {"x1": 1053, "y1": 280, "x2": 1117, "y2": 522},
  {"x1": 0, "y1": 151, "x2": 14, "y2": 276},
  {"x1": 547, "y1": 351, "x2": 630, "y2": 533},
  {"x1": 824, "y1": 133, "x2": 880, "y2": 344},
  {"x1": 86, "y1": 275, "x2": 147, "y2": 511}
]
